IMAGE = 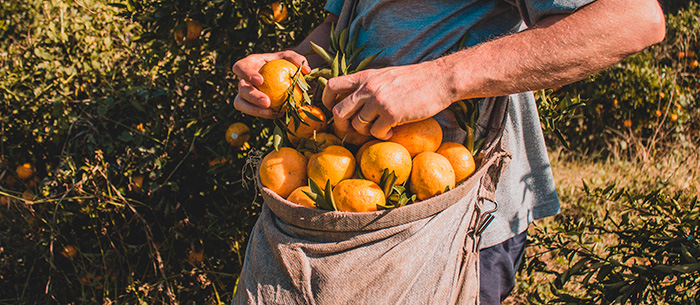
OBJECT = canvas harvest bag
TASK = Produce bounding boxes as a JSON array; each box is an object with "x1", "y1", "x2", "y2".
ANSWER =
[{"x1": 232, "y1": 97, "x2": 511, "y2": 305}]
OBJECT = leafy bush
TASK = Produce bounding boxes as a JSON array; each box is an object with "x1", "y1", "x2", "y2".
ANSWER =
[
  {"x1": 544, "y1": 2, "x2": 700, "y2": 158},
  {"x1": 524, "y1": 185, "x2": 700, "y2": 304},
  {"x1": 0, "y1": 0, "x2": 325, "y2": 303}
]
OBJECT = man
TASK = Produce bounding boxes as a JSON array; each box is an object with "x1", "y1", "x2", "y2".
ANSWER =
[{"x1": 233, "y1": 0, "x2": 665, "y2": 303}]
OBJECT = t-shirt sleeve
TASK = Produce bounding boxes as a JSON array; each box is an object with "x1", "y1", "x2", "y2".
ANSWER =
[
  {"x1": 324, "y1": 0, "x2": 344, "y2": 16},
  {"x1": 515, "y1": 0, "x2": 596, "y2": 26}
]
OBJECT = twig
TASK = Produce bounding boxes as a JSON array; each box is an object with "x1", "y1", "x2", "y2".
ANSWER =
[{"x1": 104, "y1": 174, "x2": 177, "y2": 303}]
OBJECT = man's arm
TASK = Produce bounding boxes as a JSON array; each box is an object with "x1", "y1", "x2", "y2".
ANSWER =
[
  {"x1": 232, "y1": 14, "x2": 338, "y2": 118},
  {"x1": 322, "y1": 0, "x2": 666, "y2": 139}
]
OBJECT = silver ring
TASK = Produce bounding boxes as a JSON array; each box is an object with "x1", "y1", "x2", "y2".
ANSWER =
[{"x1": 357, "y1": 114, "x2": 370, "y2": 124}]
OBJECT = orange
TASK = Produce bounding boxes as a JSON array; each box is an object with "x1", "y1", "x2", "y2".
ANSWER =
[
  {"x1": 225, "y1": 122, "x2": 251, "y2": 148},
  {"x1": 4, "y1": 175, "x2": 18, "y2": 188},
  {"x1": 388, "y1": 117, "x2": 442, "y2": 157},
  {"x1": 436, "y1": 142, "x2": 475, "y2": 183},
  {"x1": 309, "y1": 132, "x2": 342, "y2": 149},
  {"x1": 286, "y1": 186, "x2": 316, "y2": 209},
  {"x1": 654, "y1": 110, "x2": 662, "y2": 118},
  {"x1": 208, "y1": 157, "x2": 228, "y2": 167},
  {"x1": 287, "y1": 105, "x2": 327, "y2": 145},
  {"x1": 307, "y1": 145, "x2": 355, "y2": 188},
  {"x1": 410, "y1": 152, "x2": 455, "y2": 201},
  {"x1": 259, "y1": 147, "x2": 308, "y2": 198},
  {"x1": 262, "y1": 2, "x2": 289, "y2": 25},
  {"x1": 299, "y1": 132, "x2": 343, "y2": 158},
  {"x1": 186, "y1": 249, "x2": 205, "y2": 265},
  {"x1": 257, "y1": 59, "x2": 304, "y2": 110},
  {"x1": 623, "y1": 119, "x2": 632, "y2": 127},
  {"x1": 16, "y1": 163, "x2": 34, "y2": 180},
  {"x1": 174, "y1": 18, "x2": 202, "y2": 44},
  {"x1": 332, "y1": 179, "x2": 384, "y2": 212},
  {"x1": 186, "y1": 19, "x2": 202, "y2": 43},
  {"x1": 62, "y1": 245, "x2": 79, "y2": 259},
  {"x1": 22, "y1": 189, "x2": 35, "y2": 202},
  {"x1": 670, "y1": 113, "x2": 678, "y2": 122},
  {"x1": 355, "y1": 139, "x2": 381, "y2": 165},
  {"x1": 333, "y1": 126, "x2": 374, "y2": 147},
  {"x1": 360, "y1": 141, "x2": 412, "y2": 185},
  {"x1": 131, "y1": 175, "x2": 145, "y2": 193}
]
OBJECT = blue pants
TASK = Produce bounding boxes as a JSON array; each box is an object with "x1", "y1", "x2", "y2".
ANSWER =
[{"x1": 479, "y1": 230, "x2": 528, "y2": 304}]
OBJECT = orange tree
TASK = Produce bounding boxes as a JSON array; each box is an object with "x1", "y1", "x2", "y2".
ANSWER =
[
  {"x1": 0, "y1": 0, "x2": 325, "y2": 303},
  {"x1": 539, "y1": 0, "x2": 700, "y2": 157}
]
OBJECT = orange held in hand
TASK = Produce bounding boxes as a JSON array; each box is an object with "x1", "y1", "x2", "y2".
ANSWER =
[
  {"x1": 257, "y1": 59, "x2": 304, "y2": 110},
  {"x1": 259, "y1": 147, "x2": 308, "y2": 198}
]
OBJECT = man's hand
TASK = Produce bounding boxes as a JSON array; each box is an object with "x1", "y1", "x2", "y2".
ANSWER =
[
  {"x1": 232, "y1": 51, "x2": 311, "y2": 118},
  {"x1": 321, "y1": 0, "x2": 664, "y2": 140},
  {"x1": 322, "y1": 61, "x2": 456, "y2": 140}
]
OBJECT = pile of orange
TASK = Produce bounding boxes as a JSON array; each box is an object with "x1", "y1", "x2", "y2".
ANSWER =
[
  {"x1": 259, "y1": 114, "x2": 476, "y2": 212},
  {"x1": 251, "y1": 59, "x2": 477, "y2": 212}
]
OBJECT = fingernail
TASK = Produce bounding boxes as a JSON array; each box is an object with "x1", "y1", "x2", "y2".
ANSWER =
[{"x1": 251, "y1": 76, "x2": 263, "y2": 85}]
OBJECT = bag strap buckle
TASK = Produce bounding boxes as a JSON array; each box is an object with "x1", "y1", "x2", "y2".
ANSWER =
[{"x1": 466, "y1": 199, "x2": 498, "y2": 252}]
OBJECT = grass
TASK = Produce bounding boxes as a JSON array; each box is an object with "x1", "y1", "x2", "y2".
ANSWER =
[{"x1": 504, "y1": 142, "x2": 700, "y2": 304}]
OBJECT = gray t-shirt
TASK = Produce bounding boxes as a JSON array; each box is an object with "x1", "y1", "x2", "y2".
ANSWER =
[{"x1": 324, "y1": 0, "x2": 594, "y2": 248}]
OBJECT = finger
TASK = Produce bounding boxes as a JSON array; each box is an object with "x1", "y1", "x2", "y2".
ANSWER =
[
  {"x1": 322, "y1": 73, "x2": 364, "y2": 112},
  {"x1": 327, "y1": 75, "x2": 368, "y2": 118},
  {"x1": 278, "y1": 50, "x2": 312, "y2": 75},
  {"x1": 234, "y1": 94, "x2": 278, "y2": 119},
  {"x1": 351, "y1": 108, "x2": 376, "y2": 136},
  {"x1": 370, "y1": 115, "x2": 395, "y2": 140},
  {"x1": 238, "y1": 79, "x2": 270, "y2": 108},
  {"x1": 232, "y1": 56, "x2": 266, "y2": 86},
  {"x1": 322, "y1": 81, "x2": 343, "y2": 112},
  {"x1": 332, "y1": 117, "x2": 352, "y2": 137},
  {"x1": 232, "y1": 52, "x2": 311, "y2": 87}
]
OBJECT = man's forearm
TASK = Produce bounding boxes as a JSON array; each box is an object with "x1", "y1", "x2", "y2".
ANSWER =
[
  {"x1": 436, "y1": 0, "x2": 666, "y2": 101},
  {"x1": 292, "y1": 14, "x2": 339, "y2": 69}
]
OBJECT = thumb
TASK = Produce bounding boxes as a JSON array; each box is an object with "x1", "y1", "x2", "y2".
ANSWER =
[{"x1": 321, "y1": 73, "x2": 363, "y2": 112}]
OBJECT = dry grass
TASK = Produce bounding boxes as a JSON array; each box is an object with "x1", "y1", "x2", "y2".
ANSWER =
[{"x1": 503, "y1": 143, "x2": 699, "y2": 304}]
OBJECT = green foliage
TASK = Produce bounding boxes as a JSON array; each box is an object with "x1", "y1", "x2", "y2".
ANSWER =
[
  {"x1": 0, "y1": 0, "x2": 326, "y2": 303},
  {"x1": 525, "y1": 185, "x2": 700, "y2": 304},
  {"x1": 541, "y1": 3, "x2": 700, "y2": 156}
]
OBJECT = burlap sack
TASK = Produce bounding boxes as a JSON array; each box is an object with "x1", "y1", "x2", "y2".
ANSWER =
[{"x1": 232, "y1": 97, "x2": 510, "y2": 305}]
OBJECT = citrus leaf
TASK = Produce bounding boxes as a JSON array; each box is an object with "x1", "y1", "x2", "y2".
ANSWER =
[
  {"x1": 323, "y1": 180, "x2": 337, "y2": 211},
  {"x1": 340, "y1": 52, "x2": 347, "y2": 75},
  {"x1": 339, "y1": 28, "x2": 348, "y2": 55},
  {"x1": 352, "y1": 51, "x2": 381, "y2": 73},
  {"x1": 347, "y1": 30, "x2": 359, "y2": 56},
  {"x1": 318, "y1": 76, "x2": 328, "y2": 88},
  {"x1": 379, "y1": 169, "x2": 398, "y2": 197},
  {"x1": 330, "y1": 23, "x2": 338, "y2": 52},
  {"x1": 302, "y1": 108, "x2": 323, "y2": 123},
  {"x1": 348, "y1": 43, "x2": 366, "y2": 68},
  {"x1": 309, "y1": 41, "x2": 333, "y2": 66},
  {"x1": 331, "y1": 53, "x2": 340, "y2": 78},
  {"x1": 272, "y1": 125, "x2": 284, "y2": 151}
]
